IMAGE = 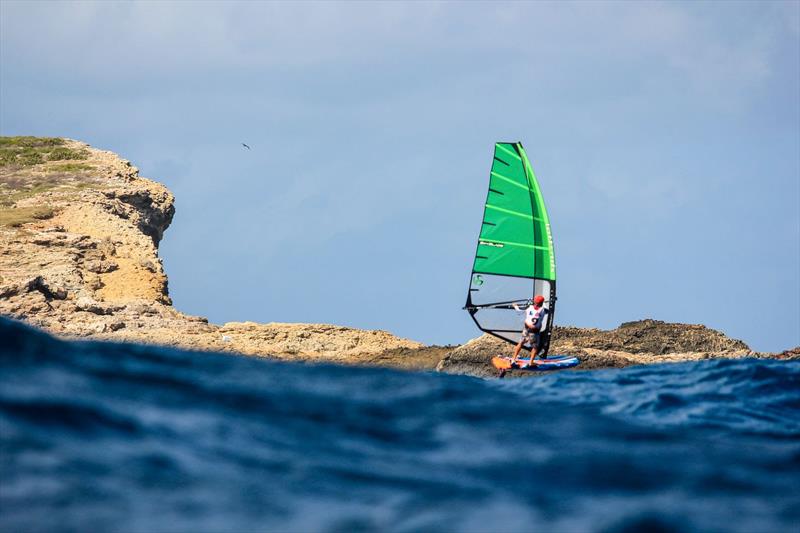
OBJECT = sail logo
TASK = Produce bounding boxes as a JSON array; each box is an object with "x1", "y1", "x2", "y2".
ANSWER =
[{"x1": 479, "y1": 240, "x2": 504, "y2": 248}]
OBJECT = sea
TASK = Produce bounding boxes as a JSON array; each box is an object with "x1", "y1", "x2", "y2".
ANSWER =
[{"x1": 1, "y1": 316, "x2": 798, "y2": 532}]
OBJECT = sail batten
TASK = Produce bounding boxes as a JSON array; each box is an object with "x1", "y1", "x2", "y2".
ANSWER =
[{"x1": 465, "y1": 142, "x2": 557, "y2": 353}]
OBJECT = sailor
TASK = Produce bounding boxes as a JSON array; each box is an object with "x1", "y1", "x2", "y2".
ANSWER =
[{"x1": 511, "y1": 295, "x2": 548, "y2": 365}]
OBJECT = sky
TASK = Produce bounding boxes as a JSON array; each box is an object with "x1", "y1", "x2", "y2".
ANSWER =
[{"x1": 1, "y1": 1, "x2": 798, "y2": 352}]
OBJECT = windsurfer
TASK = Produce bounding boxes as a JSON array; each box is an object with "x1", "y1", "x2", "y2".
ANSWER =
[{"x1": 511, "y1": 295, "x2": 548, "y2": 365}]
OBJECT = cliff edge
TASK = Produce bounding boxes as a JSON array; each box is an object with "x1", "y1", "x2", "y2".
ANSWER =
[{"x1": 0, "y1": 137, "x2": 424, "y2": 365}]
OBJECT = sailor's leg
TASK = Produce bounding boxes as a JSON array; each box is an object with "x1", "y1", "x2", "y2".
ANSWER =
[{"x1": 512, "y1": 338, "x2": 524, "y2": 362}]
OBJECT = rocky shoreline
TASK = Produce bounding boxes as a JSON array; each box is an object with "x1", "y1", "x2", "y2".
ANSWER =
[
  {"x1": 436, "y1": 320, "x2": 785, "y2": 378},
  {"x1": 1, "y1": 137, "x2": 796, "y2": 377}
]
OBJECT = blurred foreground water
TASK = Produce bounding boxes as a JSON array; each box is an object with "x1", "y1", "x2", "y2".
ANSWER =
[{"x1": 1, "y1": 317, "x2": 798, "y2": 532}]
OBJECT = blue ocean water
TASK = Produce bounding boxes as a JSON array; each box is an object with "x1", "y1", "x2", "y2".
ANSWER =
[{"x1": 1, "y1": 317, "x2": 798, "y2": 533}]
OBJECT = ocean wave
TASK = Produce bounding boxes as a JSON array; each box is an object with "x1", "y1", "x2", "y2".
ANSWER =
[
  {"x1": 2, "y1": 317, "x2": 799, "y2": 532},
  {"x1": 496, "y1": 358, "x2": 800, "y2": 437}
]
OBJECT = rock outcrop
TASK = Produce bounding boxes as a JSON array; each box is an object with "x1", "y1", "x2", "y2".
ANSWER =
[
  {"x1": 436, "y1": 320, "x2": 791, "y2": 378},
  {"x1": 0, "y1": 137, "x2": 423, "y2": 363},
  {"x1": 1, "y1": 137, "x2": 795, "y2": 375}
]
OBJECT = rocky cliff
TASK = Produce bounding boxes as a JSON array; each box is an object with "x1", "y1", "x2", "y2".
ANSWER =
[
  {"x1": 0, "y1": 137, "x2": 424, "y2": 365},
  {"x1": 1, "y1": 137, "x2": 795, "y2": 375}
]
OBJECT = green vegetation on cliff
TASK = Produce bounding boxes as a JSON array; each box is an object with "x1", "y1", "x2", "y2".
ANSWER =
[
  {"x1": 0, "y1": 137, "x2": 102, "y2": 229},
  {"x1": 0, "y1": 136, "x2": 88, "y2": 168}
]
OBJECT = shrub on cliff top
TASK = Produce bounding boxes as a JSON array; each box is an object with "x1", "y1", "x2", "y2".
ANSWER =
[
  {"x1": 0, "y1": 136, "x2": 64, "y2": 148},
  {"x1": 46, "y1": 147, "x2": 89, "y2": 161},
  {"x1": 0, "y1": 136, "x2": 87, "y2": 168},
  {"x1": 20, "y1": 149, "x2": 44, "y2": 166}
]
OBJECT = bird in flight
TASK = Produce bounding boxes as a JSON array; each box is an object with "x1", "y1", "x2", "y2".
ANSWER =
[{"x1": 241, "y1": 143, "x2": 251, "y2": 150}]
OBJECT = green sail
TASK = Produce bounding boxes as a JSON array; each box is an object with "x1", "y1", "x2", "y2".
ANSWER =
[
  {"x1": 466, "y1": 142, "x2": 557, "y2": 351},
  {"x1": 473, "y1": 142, "x2": 555, "y2": 280}
]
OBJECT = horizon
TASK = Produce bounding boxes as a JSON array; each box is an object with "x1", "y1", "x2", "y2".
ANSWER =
[{"x1": 1, "y1": 1, "x2": 798, "y2": 352}]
